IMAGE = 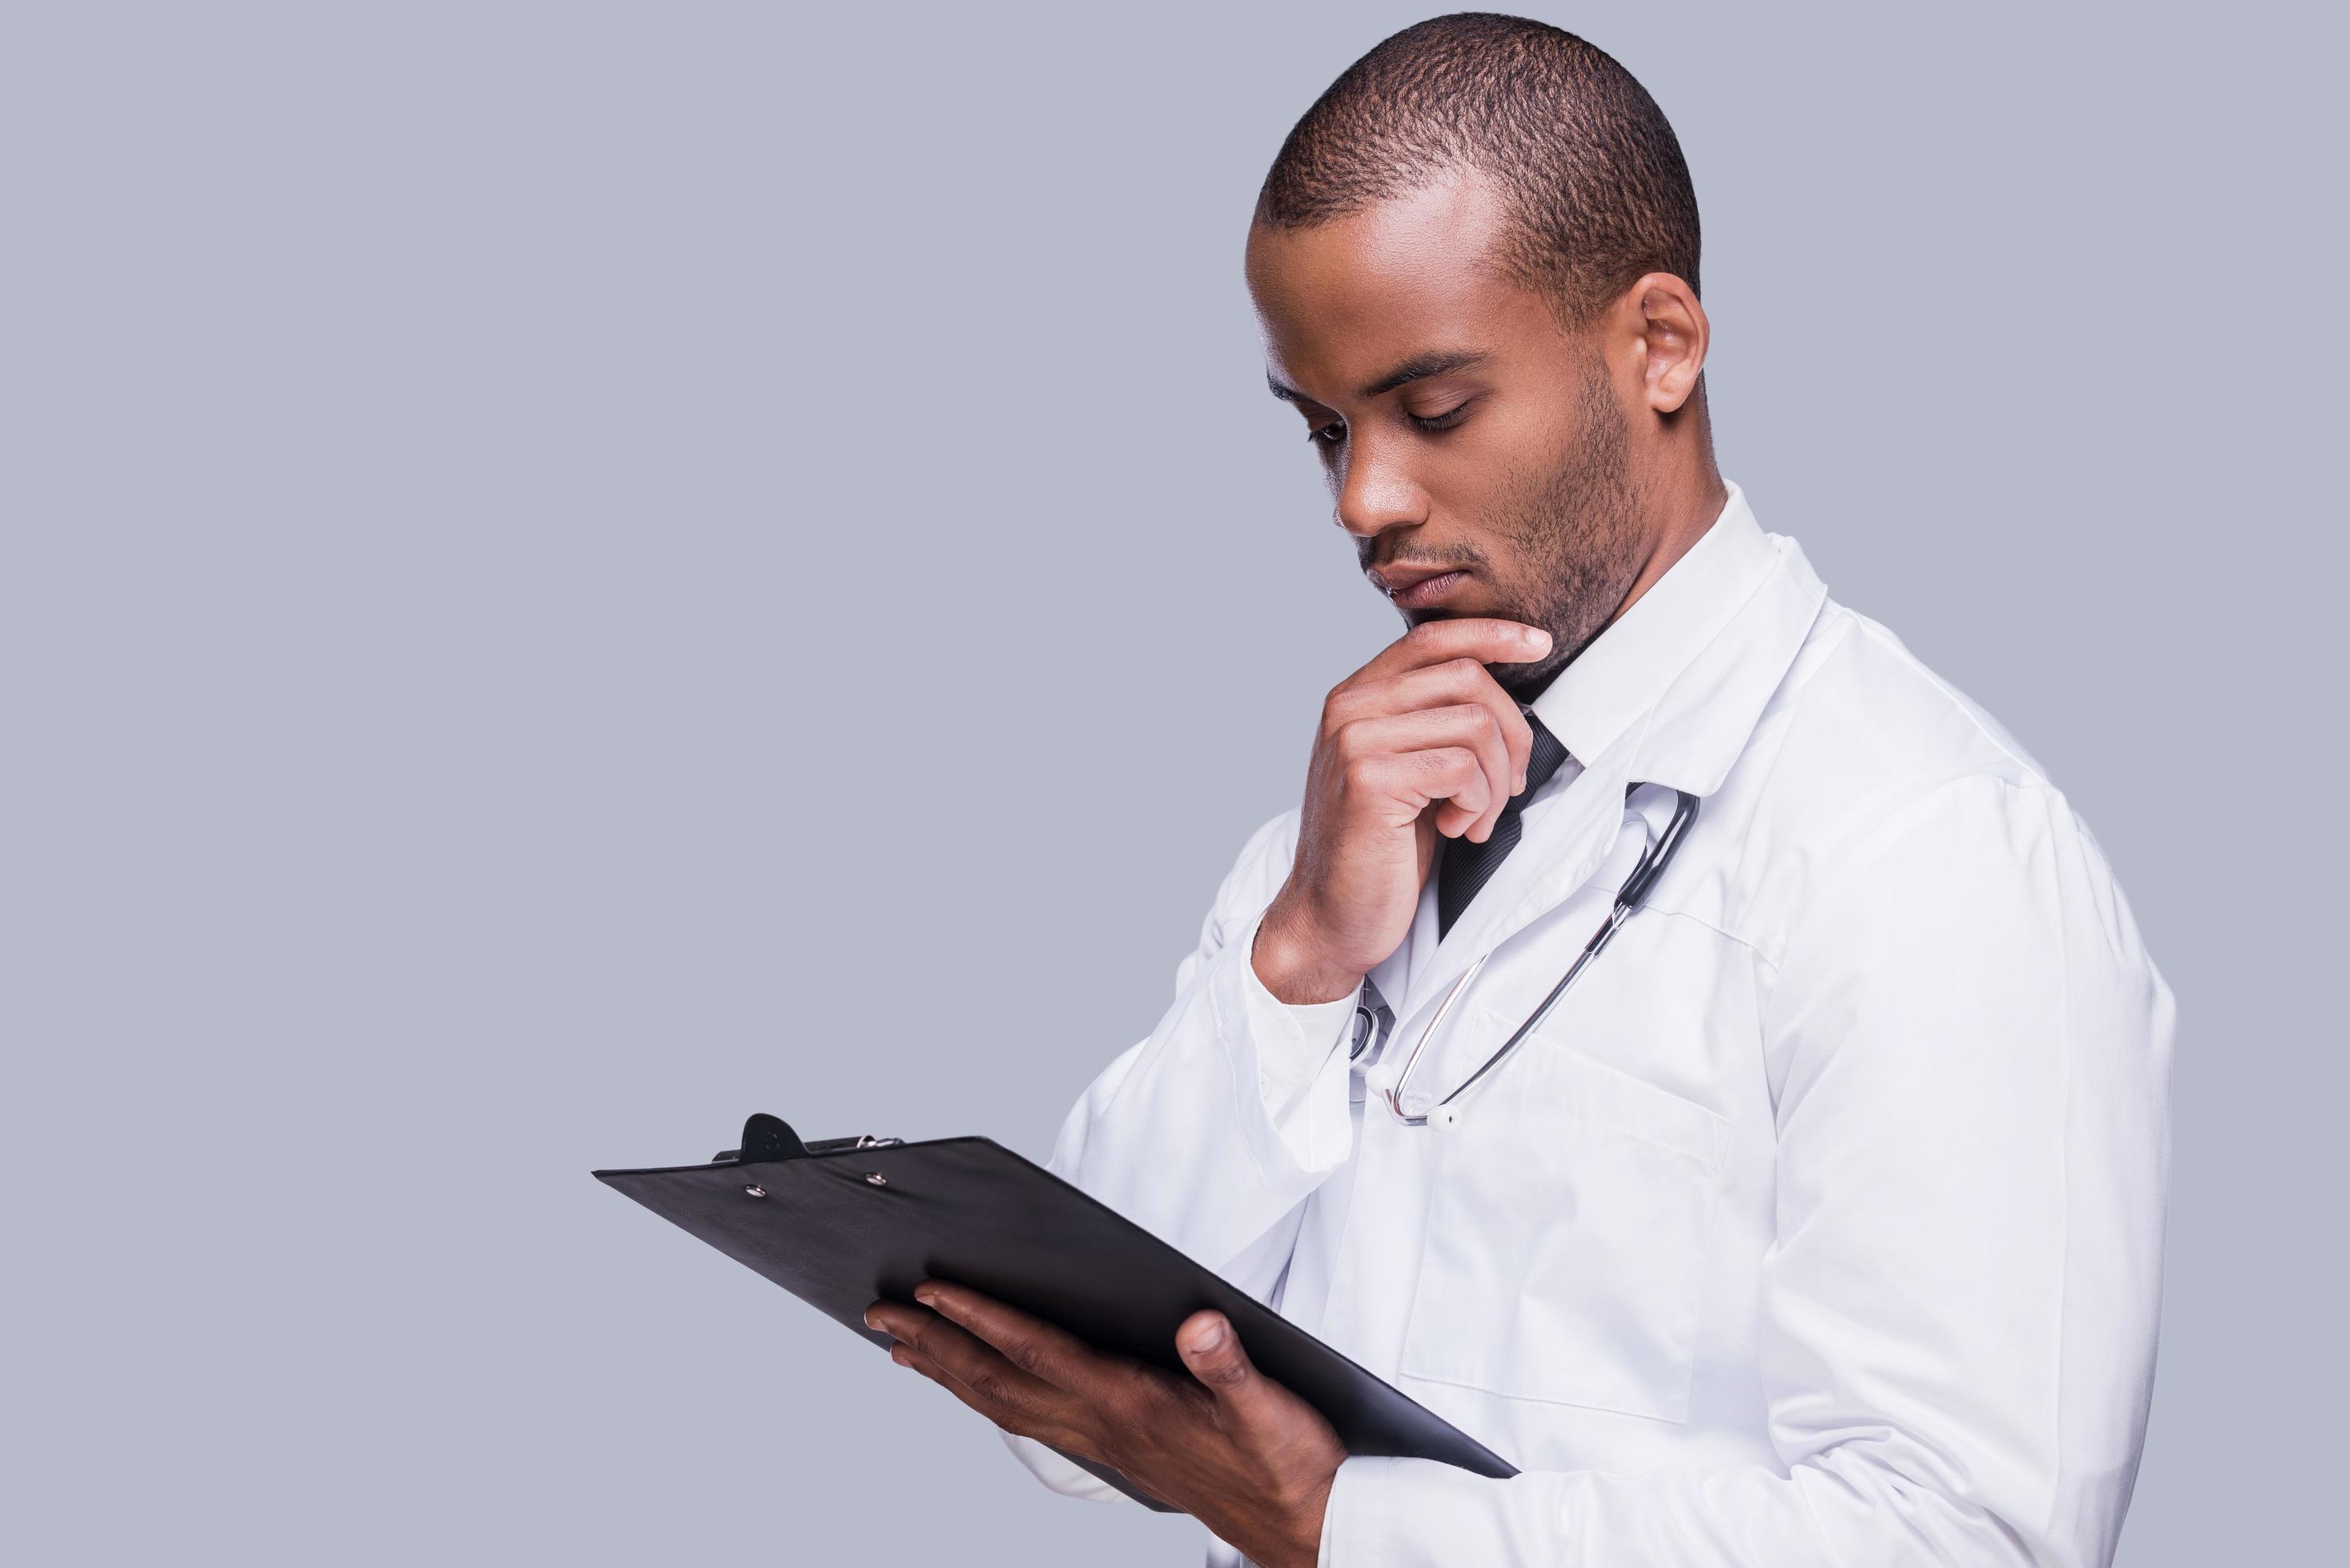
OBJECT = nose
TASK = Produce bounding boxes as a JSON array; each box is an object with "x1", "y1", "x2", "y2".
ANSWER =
[{"x1": 1331, "y1": 430, "x2": 1427, "y2": 541}]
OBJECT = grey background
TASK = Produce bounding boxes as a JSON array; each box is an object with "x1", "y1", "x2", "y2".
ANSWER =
[{"x1": 5, "y1": 2, "x2": 2337, "y2": 1562}]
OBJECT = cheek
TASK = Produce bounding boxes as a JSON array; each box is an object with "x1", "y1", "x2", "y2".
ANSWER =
[{"x1": 1426, "y1": 423, "x2": 1523, "y2": 526}]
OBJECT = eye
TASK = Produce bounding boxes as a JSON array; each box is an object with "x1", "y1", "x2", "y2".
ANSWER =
[{"x1": 1303, "y1": 401, "x2": 1471, "y2": 451}]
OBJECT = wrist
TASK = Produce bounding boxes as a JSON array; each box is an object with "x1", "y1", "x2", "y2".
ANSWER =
[
  {"x1": 1230, "y1": 1477, "x2": 1333, "y2": 1568},
  {"x1": 1251, "y1": 896, "x2": 1365, "y2": 1006},
  {"x1": 1287, "y1": 1474, "x2": 1335, "y2": 1568}
]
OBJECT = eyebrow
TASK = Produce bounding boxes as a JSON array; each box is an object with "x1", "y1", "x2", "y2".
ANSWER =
[{"x1": 1266, "y1": 347, "x2": 1494, "y2": 406}]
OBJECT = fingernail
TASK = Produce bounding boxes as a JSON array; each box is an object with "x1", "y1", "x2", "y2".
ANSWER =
[
  {"x1": 864, "y1": 1310, "x2": 882, "y2": 1330},
  {"x1": 1191, "y1": 1322, "x2": 1226, "y2": 1354},
  {"x1": 1515, "y1": 772, "x2": 1527, "y2": 794},
  {"x1": 1525, "y1": 626, "x2": 1551, "y2": 651},
  {"x1": 912, "y1": 1286, "x2": 937, "y2": 1307}
]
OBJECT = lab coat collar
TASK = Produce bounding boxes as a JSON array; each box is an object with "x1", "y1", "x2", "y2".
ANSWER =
[
  {"x1": 1526, "y1": 479, "x2": 1779, "y2": 793},
  {"x1": 1373, "y1": 481, "x2": 1829, "y2": 1023}
]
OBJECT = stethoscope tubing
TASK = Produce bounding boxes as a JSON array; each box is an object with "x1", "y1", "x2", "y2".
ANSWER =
[{"x1": 1384, "y1": 782, "x2": 1701, "y2": 1124}]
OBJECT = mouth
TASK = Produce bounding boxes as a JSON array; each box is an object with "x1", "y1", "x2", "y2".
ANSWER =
[{"x1": 1368, "y1": 562, "x2": 1474, "y2": 610}]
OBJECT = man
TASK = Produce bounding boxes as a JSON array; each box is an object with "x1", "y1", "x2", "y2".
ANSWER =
[{"x1": 863, "y1": 14, "x2": 2172, "y2": 1567}]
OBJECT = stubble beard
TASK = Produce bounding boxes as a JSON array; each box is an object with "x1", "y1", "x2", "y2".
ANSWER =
[{"x1": 1479, "y1": 354, "x2": 1650, "y2": 704}]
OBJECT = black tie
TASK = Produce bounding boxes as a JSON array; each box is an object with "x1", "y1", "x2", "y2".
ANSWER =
[{"x1": 1437, "y1": 712, "x2": 1572, "y2": 940}]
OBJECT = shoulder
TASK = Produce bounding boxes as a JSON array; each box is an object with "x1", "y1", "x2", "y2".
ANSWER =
[
  {"x1": 1768, "y1": 598, "x2": 2055, "y2": 798},
  {"x1": 1727, "y1": 596, "x2": 2119, "y2": 966}
]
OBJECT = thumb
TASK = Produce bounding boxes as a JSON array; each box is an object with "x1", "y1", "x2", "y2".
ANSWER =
[{"x1": 1176, "y1": 1310, "x2": 1267, "y2": 1415}]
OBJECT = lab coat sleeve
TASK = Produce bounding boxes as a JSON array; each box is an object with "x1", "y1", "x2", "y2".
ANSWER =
[
  {"x1": 1001, "y1": 807, "x2": 1363, "y2": 1502},
  {"x1": 1316, "y1": 773, "x2": 2175, "y2": 1567}
]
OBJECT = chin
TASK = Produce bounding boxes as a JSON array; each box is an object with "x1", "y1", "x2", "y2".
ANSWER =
[
  {"x1": 1491, "y1": 662, "x2": 1546, "y2": 699},
  {"x1": 1400, "y1": 598, "x2": 1498, "y2": 626},
  {"x1": 1399, "y1": 595, "x2": 1528, "y2": 630}
]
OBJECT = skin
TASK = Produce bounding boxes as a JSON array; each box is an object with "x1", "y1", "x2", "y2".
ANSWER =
[
  {"x1": 870, "y1": 162, "x2": 1725, "y2": 1566},
  {"x1": 865, "y1": 1285, "x2": 1341, "y2": 1567}
]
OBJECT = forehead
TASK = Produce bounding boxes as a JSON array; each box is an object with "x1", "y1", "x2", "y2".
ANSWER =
[{"x1": 1245, "y1": 169, "x2": 1552, "y2": 397}]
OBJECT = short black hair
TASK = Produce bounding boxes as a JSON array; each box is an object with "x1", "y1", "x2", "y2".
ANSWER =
[{"x1": 1254, "y1": 13, "x2": 1701, "y2": 332}]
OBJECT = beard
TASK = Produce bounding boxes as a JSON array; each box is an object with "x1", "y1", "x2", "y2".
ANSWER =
[
  {"x1": 1480, "y1": 351, "x2": 1648, "y2": 700},
  {"x1": 1371, "y1": 350, "x2": 1649, "y2": 703}
]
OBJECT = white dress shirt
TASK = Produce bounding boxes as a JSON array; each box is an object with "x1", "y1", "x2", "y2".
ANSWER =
[{"x1": 1002, "y1": 482, "x2": 2174, "y2": 1567}]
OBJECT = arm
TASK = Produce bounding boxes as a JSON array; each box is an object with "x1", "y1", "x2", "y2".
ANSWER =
[
  {"x1": 1044, "y1": 808, "x2": 1366, "y2": 1275},
  {"x1": 999, "y1": 618, "x2": 1554, "y2": 1507},
  {"x1": 1316, "y1": 774, "x2": 2176, "y2": 1567},
  {"x1": 991, "y1": 617, "x2": 1558, "y2": 1513},
  {"x1": 1000, "y1": 809, "x2": 1364, "y2": 1502},
  {"x1": 1040, "y1": 613, "x2": 1563, "y2": 1274}
]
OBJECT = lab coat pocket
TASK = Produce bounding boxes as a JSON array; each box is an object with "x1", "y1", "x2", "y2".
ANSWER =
[{"x1": 1396, "y1": 1002, "x2": 1729, "y2": 1423}]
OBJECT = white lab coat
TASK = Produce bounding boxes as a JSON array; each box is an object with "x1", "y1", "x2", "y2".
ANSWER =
[{"x1": 1002, "y1": 482, "x2": 2173, "y2": 1568}]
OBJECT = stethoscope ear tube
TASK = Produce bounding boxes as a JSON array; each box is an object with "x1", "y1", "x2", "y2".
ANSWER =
[{"x1": 1615, "y1": 785, "x2": 1700, "y2": 912}]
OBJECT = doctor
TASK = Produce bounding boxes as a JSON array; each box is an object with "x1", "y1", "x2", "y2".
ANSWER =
[{"x1": 863, "y1": 16, "x2": 2172, "y2": 1568}]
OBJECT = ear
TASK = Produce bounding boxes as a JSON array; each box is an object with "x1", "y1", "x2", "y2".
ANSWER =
[{"x1": 1625, "y1": 273, "x2": 1709, "y2": 415}]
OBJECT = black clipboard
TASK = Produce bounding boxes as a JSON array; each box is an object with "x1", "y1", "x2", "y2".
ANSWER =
[{"x1": 595, "y1": 1113, "x2": 1517, "y2": 1510}]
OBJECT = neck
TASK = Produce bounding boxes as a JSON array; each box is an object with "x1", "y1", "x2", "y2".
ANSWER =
[
  {"x1": 1622, "y1": 468, "x2": 1728, "y2": 619},
  {"x1": 1612, "y1": 393, "x2": 1727, "y2": 631},
  {"x1": 1508, "y1": 454, "x2": 1726, "y2": 711}
]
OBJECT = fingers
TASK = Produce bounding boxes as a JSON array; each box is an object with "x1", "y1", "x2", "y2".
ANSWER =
[
  {"x1": 912, "y1": 1280, "x2": 1099, "y2": 1392},
  {"x1": 864, "y1": 1298, "x2": 1068, "y2": 1436},
  {"x1": 1174, "y1": 1310, "x2": 1277, "y2": 1428},
  {"x1": 1325, "y1": 649, "x2": 1541, "y2": 850},
  {"x1": 1357, "y1": 617, "x2": 1551, "y2": 680},
  {"x1": 1385, "y1": 659, "x2": 1535, "y2": 825},
  {"x1": 883, "y1": 1334, "x2": 1094, "y2": 1454},
  {"x1": 1330, "y1": 709, "x2": 1512, "y2": 841},
  {"x1": 1343, "y1": 746, "x2": 1487, "y2": 831}
]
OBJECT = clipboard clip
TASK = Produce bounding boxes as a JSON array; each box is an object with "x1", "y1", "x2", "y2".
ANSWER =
[{"x1": 713, "y1": 1112, "x2": 903, "y2": 1163}]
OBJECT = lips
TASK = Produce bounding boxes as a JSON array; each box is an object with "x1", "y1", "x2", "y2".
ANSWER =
[{"x1": 1369, "y1": 562, "x2": 1473, "y2": 610}]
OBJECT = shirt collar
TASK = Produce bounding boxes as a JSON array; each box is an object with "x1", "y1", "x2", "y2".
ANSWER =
[{"x1": 1526, "y1": 479, "x2": 1816, "y2": 797}]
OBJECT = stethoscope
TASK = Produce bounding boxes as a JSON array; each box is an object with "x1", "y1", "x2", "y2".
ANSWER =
[{"x1": 1359, "y1": 782, "x2": 1700, "y2": 1126}]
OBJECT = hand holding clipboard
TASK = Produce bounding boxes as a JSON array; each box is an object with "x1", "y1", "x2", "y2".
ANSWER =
[{"x1": 595, "y1": 1114, "x2": 1515, "y2": 1528}]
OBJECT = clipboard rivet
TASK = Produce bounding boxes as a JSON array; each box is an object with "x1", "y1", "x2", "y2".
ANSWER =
[
  {"x1": 743, "y1": 1184, "x2": 766, "y2": 1198},
  {"x1": 864, "y1": 1171, "x2": 887, "y2": 1186}
]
